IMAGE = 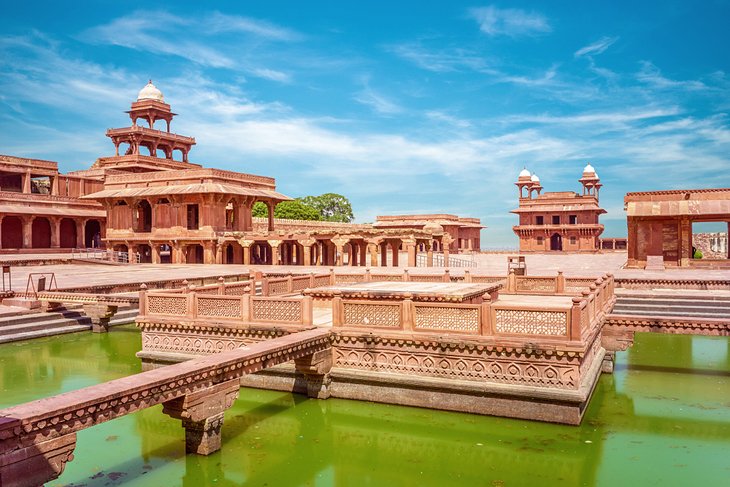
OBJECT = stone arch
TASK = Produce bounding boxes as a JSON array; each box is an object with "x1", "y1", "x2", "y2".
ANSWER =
[
  {"x1": 550, "y1": 233, "x2": 562, "y2": 251},
  {"x1": 136, "y1": 200, "x2": 152, "y2": 233},
  {"x1": 1, "y1": 216, "x2": 23, "y2": 248},
  {"x1": 59, "y1": 218, "x2": 77, "y2": 248},
  {"x1": 31, "y1": 217, "x2": 51, "y2": 248}
]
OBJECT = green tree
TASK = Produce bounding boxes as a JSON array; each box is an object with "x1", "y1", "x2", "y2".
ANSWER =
[
  {"x1": 251, "y1": 200, "x2": 322, "y2": 220},
  {"x1": 300, "y1": 193, "x2": 354, "y2": 223}
]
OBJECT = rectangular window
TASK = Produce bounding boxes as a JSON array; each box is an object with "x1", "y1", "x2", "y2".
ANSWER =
[
  {"x1": 552, "y1": 215, "x2": 560, "y2": 224},
  {"x1": 570, "y1": 236, "x2": 577, "y2": 245},
  {"x1": 535, "y1": 216, "x2": 544, "y2": 225},
  {"x1": 569, "y1": 215, "x2": 578, "y2": 224},
  {"x1": 187, "y1": 204, "x2": 199, "y2": 230},
  {"x1": 536, "y1": 236, "x2": 544, "y2": 244}
]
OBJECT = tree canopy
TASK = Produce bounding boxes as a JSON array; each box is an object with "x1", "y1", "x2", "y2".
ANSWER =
[
  {"x1": 252, "y1": 193, "x2": 354, "y2": 223},
  {"x1": 300, "y1": 193, "x2": 354, "y2": 223}
]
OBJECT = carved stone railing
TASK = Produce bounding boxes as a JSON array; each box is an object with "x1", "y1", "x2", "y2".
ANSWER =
[
  {"x1": 0, "y1": 328, "x2": 332, "y2": 487},
  {"x1": 330, "y1": 273, "x2": 615, "y2": 343},
  {"x1": 140, "y1": 289, "x2": 313, "y2": 326},
  {"x1": 262, "y1": 273, "x2": 330, "y2": 296}
]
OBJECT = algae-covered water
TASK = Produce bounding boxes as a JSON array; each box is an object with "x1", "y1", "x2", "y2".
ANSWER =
[{"x1": 1, "y1": 326, "x2": 729, "y2": 486}]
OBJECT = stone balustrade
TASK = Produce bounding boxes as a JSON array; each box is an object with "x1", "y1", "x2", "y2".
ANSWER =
[{"x1": 0, "y1": 328, "x2": 332, "y2": 487}]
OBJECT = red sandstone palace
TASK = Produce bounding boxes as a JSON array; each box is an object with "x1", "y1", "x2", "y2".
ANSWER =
[
  {"x1": 512, "y1": 165, "x2": 606, "y2": 252},
  {"x1": 0, "y1": 82, "x2": 482, "y2": 266}
]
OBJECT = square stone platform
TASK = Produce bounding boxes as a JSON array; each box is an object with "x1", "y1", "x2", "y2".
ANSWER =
[{"x1": 304, "y1": 281, "x2": 500, "y2": 303}]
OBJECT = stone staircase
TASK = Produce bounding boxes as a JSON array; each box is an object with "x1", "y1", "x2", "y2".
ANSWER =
[
  {"x1": 611, "y1": 291, "x2": 730, "y2": 321},
  {"x1": 0, "y1": 306, "x2": 139, "y2": 344}
]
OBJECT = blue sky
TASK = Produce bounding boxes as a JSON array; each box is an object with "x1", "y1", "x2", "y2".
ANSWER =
[{"x1": 1, "y1": 1, "x2": 729, "y2": 247}]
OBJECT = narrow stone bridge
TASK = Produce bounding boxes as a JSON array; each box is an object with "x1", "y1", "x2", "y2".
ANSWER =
[
  {"x1": 37, "y1": 291, "x2": 140, "y2": 332},
  {"x1": 0, "y1": 327, "x2": 332, "y2": 487}
]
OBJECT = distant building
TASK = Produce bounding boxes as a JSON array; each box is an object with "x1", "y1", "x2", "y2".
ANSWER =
[
  {"x1": 511, "y1": 165, "x2": 605, "y2": 252},
  {"x1": 373, "y1": 214, "x2": 483, "y2": 252}
]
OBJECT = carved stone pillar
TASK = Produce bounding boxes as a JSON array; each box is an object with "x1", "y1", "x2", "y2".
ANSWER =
[
  {"x1": 51, "y1": 218, "x2": 61, "y2": 248},
  {"x1": 151, "y1": 243, "x2": 161, "y2": 264},
  {"x1": 294, "y1": 348, "x2": 333, "y2": 399},
  {"x1": 269, "y1": 240, "x2": 281, "y2": 265},
  {"x1": 426, "y1": 241, "x2": 434, "y2": 267},
  {"x1": 239, "y1": 239, "x2": 253, "y2": 265},
  {"x1": 82, "y1": 303, "x2": 118, "y2": 333},
  {"x1": 404, "y1": 238, "x2": 417, "y2": 267},
  {"x1": 76, "y1": 219, "x2": 86, "y2": 248},
  {"x1": 22, "y1": 170, "x2": 31, "y2": 194},
  {"x1": 22, "y1": 216, "x2": 32, "y2": 248},
  {"x1": 266, "y1": 201, "x2": 275, "y2": 232},
  {"x1": 203, "y1": 241, "x2": 215, "y2": 264},
  {"x1": 367, "y1": 241, "x2": 379, "y2": 267},
  {"x1": 162, "y1": 380, "x2": 240, "y2": 455}
]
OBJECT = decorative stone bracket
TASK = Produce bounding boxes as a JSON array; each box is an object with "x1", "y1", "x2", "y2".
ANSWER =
[
  {"x1": 294, "y1": 349, "x2": 333, "y2": 399},
  {"x1": 0, "y1": 431, "x2": 77, "y2": 487},
  {"x1": 162, "y1": 379, "x2": 240, "y2": 455}
]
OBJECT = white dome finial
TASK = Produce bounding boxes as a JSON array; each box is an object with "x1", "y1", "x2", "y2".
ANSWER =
[
  {"x1": 530, "y1": 173, "x2": 540, "y2": 182},
  {"x1": 519, "y1": 167, "x2": 531, "y2": 178},
  {"x1": 137, "y1": 80, "x2": 164, "y2": 102},
  {"x1": 583, "y1": 163, "x2": 596, "y2": 174}
]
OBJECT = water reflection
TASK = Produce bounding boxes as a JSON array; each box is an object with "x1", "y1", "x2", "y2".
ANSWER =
[{"x1": 1, "y1": 326, "x2": 728, "y2": 486}]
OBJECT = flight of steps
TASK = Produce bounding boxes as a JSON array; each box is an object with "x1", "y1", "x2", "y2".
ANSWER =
[
  {"x1": 0, "y1": 307, "x2": 139, "y2": 344},
  {"x1": 611, "y1": 291, "x2": 730, "y2": 321}
]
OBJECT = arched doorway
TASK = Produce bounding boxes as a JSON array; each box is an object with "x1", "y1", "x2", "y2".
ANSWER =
[
  {"x1": 59, "y1": 218, "x2": 77, "y2": 248},
  {"x1": 31, "y1": 218, "x2": 51, "y2": 248},
  {"x1": 1, "y1": 217, "x2": 23, "y2": 248},
  {"x1": 85, "y1": 220, "x2": 102, "y2": 248},
  {"x1": 136, "y1": 200, "x2": 152, "y2": 233},
  {"x1": 550, "y1": 233, "x2": 563, "y2": 251}
]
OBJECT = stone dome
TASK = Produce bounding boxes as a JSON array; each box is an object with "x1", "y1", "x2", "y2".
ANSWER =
[
  {"x1": 137, "y1": 80, "x2": 164, "y2": 102},
  {"x1": 423, "y1": 221, "x2": 445, "y2": 235},
  {"x1": 583, "y1": 163, "x2": 596, "y2": 174},
  {"x1": 519, "y1": 168, "x2": 531, "y2": 178},
  {"x1": 531, "y1": 174, "x2": 540, "y2": 182}
]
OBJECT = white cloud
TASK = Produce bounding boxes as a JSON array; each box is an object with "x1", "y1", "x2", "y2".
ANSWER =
[
  {"x1": 637, "y1": 61, "x2": 707, "y2": 91},
  {"x1": 354, "y1": 86, "x2": 403, "y2": 115},
  {"x1": 469, "y1": 6, "x2": 551, "y2": 37},
  {"x1": 388, "y1": 43, "x2": 493, "y2": 73},
  {"x1": 575, "y1": 36, "x2": 618, "y2": 58},
  {"x1": 205, "y1": 11, "x2": 302, "y2": 41}
]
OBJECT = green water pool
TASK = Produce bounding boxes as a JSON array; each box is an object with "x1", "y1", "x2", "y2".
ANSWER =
[{"x1": 1, "y1": 326, "x2": 729, "y2": 486}]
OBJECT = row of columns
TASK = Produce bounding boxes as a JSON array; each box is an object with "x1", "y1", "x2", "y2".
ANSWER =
[{"x1": 0, "y1": 215, "x2": 103, "y2": 249}]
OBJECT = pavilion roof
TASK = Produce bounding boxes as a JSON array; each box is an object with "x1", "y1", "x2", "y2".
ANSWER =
[
  {"x1": 0, "y1": 204, "x2": 105, "y2": 218},
  {"x1": 81, "y1": 183, "x2": 292, "y2": 202}
]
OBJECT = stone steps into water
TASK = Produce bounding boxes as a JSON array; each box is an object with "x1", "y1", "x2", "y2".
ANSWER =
[
  {"x1": 0, "y1": 308, "x2": 139, "y2": 344},
  {"x1": 612, "y1": 291, "x2": 730, "y2": 321}
]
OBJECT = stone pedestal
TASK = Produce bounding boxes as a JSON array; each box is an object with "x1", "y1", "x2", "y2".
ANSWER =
[
  {"x1": 162, "y1": 380, "x2": 240, "y2": 455},
  {"x1": 82, "y1": 303, "x2": 118, "y2": 333}
]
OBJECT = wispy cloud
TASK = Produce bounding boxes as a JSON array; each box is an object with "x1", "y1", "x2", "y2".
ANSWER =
[
  {"x1": 575, "y1": 36, "x2": 618, "y2": 58},
  {"x1": 387, "y1": 42, "x2": 493, "y2": 73},
  {"x1": 636, "y1": 61, "x2": 707, "y2": 91},
  {"x1": 354, "y1": 85, "x2": 403, "y2": 115},
  {"x1": 82, "y1": 10, "x2": 299, "y2": 80},
  {"x1": 469, "y1": 6, "x2": 551, "y2": 37}
]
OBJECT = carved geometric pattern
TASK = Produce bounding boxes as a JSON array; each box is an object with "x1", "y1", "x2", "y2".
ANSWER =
[
  {"x1": 195, "y1": 287, "x2": 220, "y2": 295},
  {"x1": 291, "y1": 278, "x2": 311, "y2": 292},
  {"x1": 471, "y1": 276, "x2": 505, "y2": 284},
  {"x1": 494, "y1": 309, "x2": 567, "y2": 336},
  {"x1": 335, "y1": 275, "x2": 359, "y2": 284},
  {"x1": 516, "y1": 278, "x2": 556, "y2": 292},
  {"x1": 251, "y1": 299, "x2": 302, "y2": 322},
  {"x1": 313, "y1": 276, "x2": 331, "y2": 288},
  {"x1": 224, "y1": 284, "x2": 249, "y2": 296},
  {"x1": 267, "y1": 280, "x2": 289, "y2": 295},
  {"x1": 414, "y1": 305, "x2": 479, "y2": 332},
  {"x1": 147, "y1": 295, "x2": 187, "y2": 315},
  {"x1": 196, "y1": 296, "x2": 241, "y2": 319},
  {"x1": 410, "y1": 275, "x2": 445, "y2": 283},
  {"x1": 370, "y1": 274, "x2": 404, "y2": 282},
  {"x1": 334, "y1": 346, "x2": 578, "y2": 389},
  {"x1": 343, "y1": 303, "x2": 401, "y2": 327}
]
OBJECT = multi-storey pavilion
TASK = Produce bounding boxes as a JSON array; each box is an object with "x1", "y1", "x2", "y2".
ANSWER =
[
  {"x1": 0, "y1": 155, "x2": 105, "y2": 251},
  {"x1": 512, "y1": 165, "x2": 605, "y2": 252},
  {"x1": 82, "y1": 82, "x2": 448, "y2": 266}
]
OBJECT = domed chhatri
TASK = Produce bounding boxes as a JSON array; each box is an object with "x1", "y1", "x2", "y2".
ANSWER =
[
  {"x1": 519, "y1": 168, "x2": 531, "y2": 178},
  {"x1": 583, "y1": 163, "x2": 596, "y2": 174},
  {"x1": 530, "y1": 173, "x2": 540, "y2": 182},
  {"x1": 137, "y1": 80, "x2": 164, "y2": 103}
]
